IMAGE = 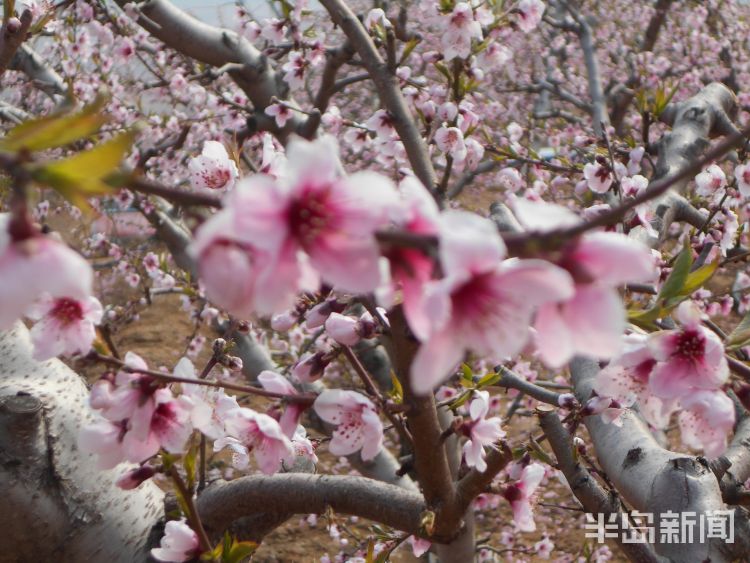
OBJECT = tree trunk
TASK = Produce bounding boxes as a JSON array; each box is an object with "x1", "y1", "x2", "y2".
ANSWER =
[{"x1": 0, "y1": 323, "x2": 164, "y2": 562}]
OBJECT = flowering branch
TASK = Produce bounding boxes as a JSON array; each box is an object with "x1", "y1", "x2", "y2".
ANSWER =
[
  {"x1": 318, "y1": 0, "x2": 438, "y2": 195},
  {"x1": 90, "y1": 353, "x2": 315, "y2": 404}
]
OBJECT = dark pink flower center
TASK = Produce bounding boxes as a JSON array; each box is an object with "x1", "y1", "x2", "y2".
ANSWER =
[
  {"x1": 51, "y1": 297, "x2": 84, "y2": 326},
  {"x1": 674, "y1": 329, "x2": 705, "y2": 360},
  {"x1": 201, "y1": 167, "x2": 231, "y2": 189},
  {"x1": 336, "y1": 409, "x2": 364, "y2": 440},
  {"x1": 503, "y1": 484, "x2": 523, "y2": 503},
  {"x1": 288, "y1": 188, "x2": 332, "y2": 248},
  {"x1": 151, "y1": 401, "x2": 178, "y2": 433},
  {"x1": 633, "y1": 358, "x2": 656, "y2": 383},
  {"x1": 451, "y1": 273, "x2": 497, "y2": 322}
]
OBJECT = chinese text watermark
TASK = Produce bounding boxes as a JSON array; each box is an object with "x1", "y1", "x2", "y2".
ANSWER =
[{"x1": 584, "y1": 511, "x2": 734, "y2": 544}]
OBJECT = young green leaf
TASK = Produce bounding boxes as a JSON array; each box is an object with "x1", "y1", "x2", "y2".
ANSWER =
[{"x1": 0, "y1": 96, "x2": 109, "y2": 152}]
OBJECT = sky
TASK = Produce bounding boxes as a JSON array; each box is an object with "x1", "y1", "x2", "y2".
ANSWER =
[{"x1": 178, "y1": 1, "x2": 273, "y2": 25}]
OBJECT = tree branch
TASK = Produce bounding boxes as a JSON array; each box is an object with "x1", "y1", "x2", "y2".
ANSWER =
[
  {"x1": 197, "y1": 474, "x2": 429, "y2": 539},
  {"x1": 318, "y1": 0, "x2": 438, "y2": 195}
]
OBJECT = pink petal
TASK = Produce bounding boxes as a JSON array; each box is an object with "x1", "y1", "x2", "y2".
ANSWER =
[
  {"x1": 534, "y1": 302, "x2": 574, "y2": 368},
  {"x1": 564, "y1": 285, "x2": 625, "y2": 359},
  {"x1": 438, "y1": 210, "x2": 506, "y2": 278},
  {"x1": 571, "y1": 232, "x2": 656, "y2": 285},
  {"x1": 410, "y1": 327, "x2": 465, "y2": 395}
]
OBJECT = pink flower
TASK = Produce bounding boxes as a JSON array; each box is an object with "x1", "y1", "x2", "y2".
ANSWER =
[
  {"x1": 504, "y1": 462, "x2": 545, "y2": 532},
  {"x1": 461, "y1": 391, "x2": 505, "y2": 472},
  {"x1": 621, "y1": 175, "x2": 648, "y2": 198},
  {"x1": 190, "y1": 177, "x2": 316, "y2": 317},
  {"x1": 534, "y1": 536, "x2": 554, "y2": 559},
  {"x1": 257, "y1": 136, "x2": 400, "y2": 293},
  {"x1": 292, "y1": 351, "x2": 331, "y2": 383},
  {"x1": 593, "y1": 333, "x2": 676, "y2": 429},
  {"x1": 220, "y1": 407, "x2": 294, "y2": 474},
  {"x1": 407, "y1": 211, "x2": 574, "y2": 394},
  {"x1": 257, "y1": 370, "x2": 305, "y2": 437},
  {"x1": 151, "y1": 519, "x2": 200, "y2": 562},
  {"x1": 0, "y1": 215, "x2": 94, "y2": 330},
  {"x1": 115, "y1": 37, "x2": 135, "y2": 60},
  {"x1": 409, "y1": 536, "x2": 432, "y2": 558},
  {"x1": 517, "y1": 0, "x2": 546, "y2": 33},
  {"x1": 476, "y1": 42, "x2": 512, "y2": 70},
  {"x1": 175, "y1": 357, "x2": 240, "y2": 440},
  {"x1": 678, "y1": 390, "x2": 735, "y2": 457},
  {"x1": 379, "y1": 176, "x2": 439, "y2": 312},
  {"x1": 188, "y1": 141, "x2": 239, "y2": 191},
  {"x1": 435, "y1": 125, "x2": 467, "y2": 162},
  {"x1": 583, "y1": 161, "x2": 613, "y2": 194},
  {"x1": 123, "y1": 388, "x2": 192, "y2": 461},
  {"x1": 265, "y1": 102, "x2": 294, "y2": 128},
  {"x1": 534, "y1": 231, "x2": 656, "y2": 368},
  {"x1": 291, "y1": 425, "x2": 318, "y2": 464},
  {"x1": 313, "y1": 389, "x2": 383, "y2": 461},
  {"x1": 442, "y1": 2, "x2": 482, "y2": 60},
  {"x1": 282, "y1": 52, "x2": 307, "y2": 89},
  {"x1": 647, "y1": 301, "x2": 729, "y2": 400},
  {"x1": 78, "y1": 418, "x2": 128, "y2": 469},
  {"x1": 735, "y1": 163, "x2": 750, "y2": 198},
  {"x1": 364, "y1": 8, "x2": 391, "y2": 30},
  {"x1": 27, "y1": 294, "x2": 103, "y2": 360},
  {"x1": 100, "y1": 352, "x2": 158, "y2": 422},
  {"x1": 695, "y1": 163, "x2": 726, "y2": 197}
]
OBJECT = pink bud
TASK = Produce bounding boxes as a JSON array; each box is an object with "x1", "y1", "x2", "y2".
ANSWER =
[
  {"x1": 557, "y1": 393, "x2": 578, "y2": 410},
  {"x1": 6, "y1": 17, "x2": 21, "y2": 33},
  {"x1": 293, "y1": 352, "x2": 329, "y2": 383},
  {"x1": 116, "y1": 465, "x2": 157, "y2": 490},
  {"x1": 271, "y1": 310, "x2": 297, "y2": 331},
  {"x1": 325, "y1": 313, "x2": 361, "y2": 346}
]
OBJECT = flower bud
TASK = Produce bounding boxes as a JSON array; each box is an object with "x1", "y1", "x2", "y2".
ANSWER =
[
  {"x1": 557, "y1": 393, "x2": 578, "y2": 410},
  {"x1": 6, "y1": 17, "x2": 21, "y2": 33},
  {"x1": 116, "y1": 465, "x2": 157, "y2": 490}
]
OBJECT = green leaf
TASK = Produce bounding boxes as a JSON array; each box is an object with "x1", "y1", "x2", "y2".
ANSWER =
[
  {"x1": 389, "y1": 371, "x2": 403, "y2": 403},
  {"x1": 527, "y1": 437, "x2": 555, "y2": 467},
  {"x1": 184, "y1": 443, "x2": 198, "y2": 493},
  {"x1": 678, "y1": 259, "x2": 719, "y2": 297},
  {"x1": 0, "y1": 96, "x2": 109, "y2": 152},
  {"x1": 477, "y1": 371, "x2": 501, "y2": 387},
  {"x1": 399, "y1": 37, "x2": 421, "y2": 64},
  {"x1": 434, "y1": 62, "x2": 452, "y2": 82},
  {"x1": 627, "y1": 307, "x2": 662, "y2": 330},
  {"x1": 656, "y1": 247, "x2": 692, "y2": 303},
  {"x1": 224, "y1": 541, "x2": 258, "y2": 563},
  {"x1": 727, "y1": 309, "x2": 750, "y2": 349},
  {"x1": 365, "y1": 539, "x2": 375, "y2": 563},
  {"x1": 460, "y1": 363, "x2": 474, "y2": 387},
  {"x1": 30, "y1": 130, "x2": 137, "y2": 207},
  {"x1": 447, "y1": 390, "x2": 471, "y2": 410}
]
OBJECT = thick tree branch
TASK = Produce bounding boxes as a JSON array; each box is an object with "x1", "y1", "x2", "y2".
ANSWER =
[
  {"x1": 539, "y1": 409, "x2": 666, "y2": 563},
  {"x1": 197, "y1": 474, "x2": 428, "y2": 540},
  {"x1": 114, "y1": 0, "x2": 305, "y2": 137}
]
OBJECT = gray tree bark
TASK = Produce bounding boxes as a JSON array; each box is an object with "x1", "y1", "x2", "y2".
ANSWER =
[{"x1": 0, "y1": 323, "x2": 164, "y2": 562}]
